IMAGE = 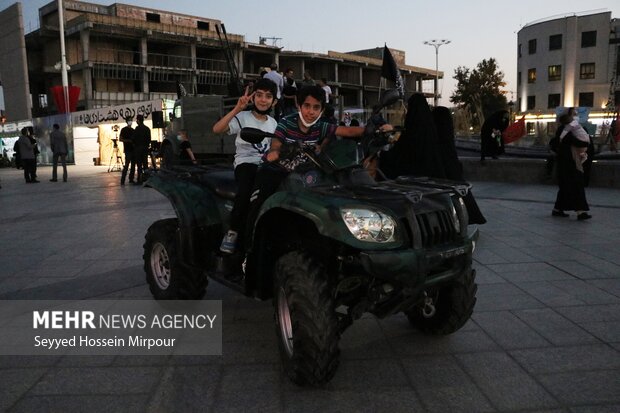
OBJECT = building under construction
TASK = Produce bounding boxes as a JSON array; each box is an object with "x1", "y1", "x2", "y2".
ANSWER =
[{"x1": 1, "y1": 0, "x2": 440, "y2": 120}]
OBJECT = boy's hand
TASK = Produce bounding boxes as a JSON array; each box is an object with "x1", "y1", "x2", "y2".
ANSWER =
[
  {"x1": 379, "y1": 124, "x2": 394, "y2": 133},
  {"x1": 235, "y1": 86, "x2": 255, "y2": 111},
  {"x1": 266, "y1": 151, "x2": 280, "y2": 162}
]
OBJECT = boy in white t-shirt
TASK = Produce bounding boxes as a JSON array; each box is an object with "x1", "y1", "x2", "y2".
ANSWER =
[{"x1": 212, "y1": 78, "x2": 278, "y2": 254}]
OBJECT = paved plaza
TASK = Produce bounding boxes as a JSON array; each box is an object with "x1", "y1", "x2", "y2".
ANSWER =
[{"x1": 0, "y1": 164, "x2": 619, "y2": 412}]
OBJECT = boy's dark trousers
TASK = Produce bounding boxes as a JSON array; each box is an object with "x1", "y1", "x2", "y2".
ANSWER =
[
  {"x1": 229, "y1": 163, "x2": 259, "y2": 248},
  {"x1": 245, "y1": 165, "x2": 288, "y2": 240}
]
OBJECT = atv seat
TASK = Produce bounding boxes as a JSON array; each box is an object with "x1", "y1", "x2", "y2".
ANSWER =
[{"x1": 199, "y1": 170, "x2": 237, "y2": 200}]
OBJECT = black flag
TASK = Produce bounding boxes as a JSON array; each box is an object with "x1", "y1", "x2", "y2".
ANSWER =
[{"x1": 381, "y1": 45, "x2": 404, "y2": 98}]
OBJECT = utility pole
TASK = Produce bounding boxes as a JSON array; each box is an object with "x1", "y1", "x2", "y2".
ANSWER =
[{"x1": 58, "y1": 0, "x2": 70, "y2": 115}]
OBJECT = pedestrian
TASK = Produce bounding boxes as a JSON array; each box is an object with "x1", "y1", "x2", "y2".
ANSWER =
[
  {"x1": 132, "y1": 114, "x2": 151, "y2": 184},
  {"x1": 281, "y1": 68, "x2": 297, "y2": 117},
  {"x1": 433, "y1": 106, "x2": 486, "y2": 224},
  {"x1": 316, "y1": 78, "x2": 332, "y2": 104},
  {"x1": 263, "y1": 63, "x2": 284, "y2": 100},
  {"x1": 119, "y1": 117, "x2": 135, "y2": 185},
  {"x1": 480, "y1": 110, "x2": 509, "y2": 162},
  {"x1": 17, "y1": 127, "x2": 38, "y2": 183},
  {"x1": 49, "y1": 123, "x2": 68, "y2": 182},
  {"x1": 301, "y1": 71, "x2": 315, "y2": 87},
  {"x1": 177, "y1": 129, "x2": 198, "y2": 165},
  {"x1": 212, "y1": 79, "x2": 277, "y2": 254},
  {"x1": 28, "y1": 130, "x2": 40, "y2": 180},
  {"x1": 552, "y1": 108, "x2": 591, "y2": 220}
]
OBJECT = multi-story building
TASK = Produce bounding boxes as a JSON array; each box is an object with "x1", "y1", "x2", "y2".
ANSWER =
[
  {"x1": 517, "y1": 11, "x2": 620, "y2": 115},
  {"x1": 1, "y1": 0, "x2": 439, "y2": 120}
]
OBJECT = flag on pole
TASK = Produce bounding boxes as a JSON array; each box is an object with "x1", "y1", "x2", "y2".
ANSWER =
[
  {"x1": 502, "y1": 115, "x2": 526, "y2": 144},
  {"x1": 381, "y1": 45, "x2": 404, "y2": 98}
]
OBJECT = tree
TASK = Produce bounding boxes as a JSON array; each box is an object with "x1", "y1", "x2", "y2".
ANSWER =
[{"x1": 450, "y1": 58, "x2": 507, "y2": 127}]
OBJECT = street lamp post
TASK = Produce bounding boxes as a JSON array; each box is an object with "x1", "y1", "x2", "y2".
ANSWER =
[{"x1": 423, "y1": 39, "x2": 451, "y2": 106}]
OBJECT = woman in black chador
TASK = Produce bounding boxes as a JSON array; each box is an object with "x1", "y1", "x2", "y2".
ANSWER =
[
  {"x1": 552, "y1": 109, "x2": 591, "y2": 220},
  {"x1": 433, "y1": 106, "x2": 486, "y2": 224},
  {"x1": 381, "y1": 93, "x2": 445, "y2": 179},
  {"x1": 480, "y1": 110, "x2": 509, "y2": 161}
]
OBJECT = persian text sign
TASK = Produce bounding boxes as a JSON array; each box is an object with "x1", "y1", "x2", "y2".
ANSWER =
[
  {"x1": 0, "y1": 300, "x2": 222, "y2": 356},
  {"x1": 72, "y1": 100, "x2": 162, "y2": 127}
]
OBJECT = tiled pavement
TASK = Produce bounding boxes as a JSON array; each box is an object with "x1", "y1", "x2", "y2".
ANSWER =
[{"x1": 0, "y1": 165, "x2": 619, "y2": 412}]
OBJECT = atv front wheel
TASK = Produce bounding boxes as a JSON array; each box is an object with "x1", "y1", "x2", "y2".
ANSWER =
[
  {"x1": 273, "y1": 251, "x2": 340, "y2": 386},
  {"x1": 406, "y1": 269, "x2": 477, "y2": 335},
  {"x1": 143, "y1": 218, "x2": 207, "y2": 299}
]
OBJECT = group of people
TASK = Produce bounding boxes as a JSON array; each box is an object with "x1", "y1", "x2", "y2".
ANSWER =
[
  {"x1": 119, "y1": 114, "x2": 152, "y2": 185},
  {"x1": 260, "y1": 64, "x2": 332, "y2": 121},
  {"x1": 210, "y1": 76, "x2": 487, "y2": 259},
  {"x1": 14, "y1": 124, "x2": 69, "y2": 184}
]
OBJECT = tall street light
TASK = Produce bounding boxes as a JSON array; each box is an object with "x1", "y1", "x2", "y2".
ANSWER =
[{"x1": 423, "y1": 39, "x2": 451, "y2": 106}]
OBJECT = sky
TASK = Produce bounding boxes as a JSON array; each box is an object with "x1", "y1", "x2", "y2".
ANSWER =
[{"x1": 2, "y1": 0, "x2": 620, "y2": 107}]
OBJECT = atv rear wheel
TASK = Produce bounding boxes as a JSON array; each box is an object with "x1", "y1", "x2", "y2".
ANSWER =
[
  {"x1": 273, "y1": 251, "x2": 340, "y2": 386},
  {"x1": 143, "y1": 218, "x2": 207, "y2": 299},
  {"x1": 406, "y1": 269, "x2": 477, "y2": 335}
]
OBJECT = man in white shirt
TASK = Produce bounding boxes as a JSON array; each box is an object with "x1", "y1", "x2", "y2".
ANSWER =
[
  {"x1": 263, "y1": 63, "x2": 284, "y2": 99},
  {"x1": 317, "y1": 78, "x2": 332, "y2": 104}
]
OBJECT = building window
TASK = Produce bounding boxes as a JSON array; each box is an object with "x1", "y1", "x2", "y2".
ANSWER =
[
  {"x1": 548, "y1": 94, "x2": 561, "y2": 109},
  {"x1": 527, "y1": 68, "x2": 536, "y2": 83},
  {"x1": 578, "y1": 92, "x2": 594, "y2": 107},
  {"x1": 197, "y1": 21, "x2": 210, "y2": 30},
  {"x1": 581, "y1": 31, "x2": 596, "y2": 48},
  {"x1": 548, "y1": 65, "x2": 561, "y2": 81},
  {"x1": 528, "y1": 39, "x2": 537, "y2": 54},
  {"x1": 518, "y1": 44, "x2": 522, "y2": 58},
  {"x1": 527, "y1": 95, "x2": 536, "y2": 110},
  {"x1": 517, "y1": 71, "x2": 521, "y2": 86},
  {"x1": 580, "y1": 63, "x2": 595, "y2": 79},
  {"x1": 549, "y1": 34, "x2": 562, "y2": 50},
  {"x1": 146, "y1": 12, "x2": 160, "y2": 23}
]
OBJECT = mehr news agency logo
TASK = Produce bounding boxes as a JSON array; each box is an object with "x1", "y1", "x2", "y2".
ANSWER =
[{"x1": 32, "y1": 310, "x2": 217, "y2": 350}]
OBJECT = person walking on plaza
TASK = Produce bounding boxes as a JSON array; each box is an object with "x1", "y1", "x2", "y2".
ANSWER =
[
  {"x1": 132, "y1": 114, "x2": 151, "y2": 184},
  {"x1": 552, "y1": 108, "x2": 592, "y2": 220},
  {"x1": 119, "y1": 117, "x2": 135, "y2": 185},
  {"x1": 480, "y1": 110, "x2": 509, "y2": 162},
  {"x1": 17, "y1": 127, "x2": 38, "y2": 183},
  {"x1": 49, "y1": 123, "x2": 68, "y2": 182}
]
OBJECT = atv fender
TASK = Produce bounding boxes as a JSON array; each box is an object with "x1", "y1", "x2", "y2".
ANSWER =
[{"x1": 145, "y1": 173, "x2": 221, "y2": 228}]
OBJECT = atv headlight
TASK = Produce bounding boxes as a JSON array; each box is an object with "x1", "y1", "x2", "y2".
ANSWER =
[
  {"x1": 341, "y1": 208, "x2": 396, "y2": 243},
  {"x1": 450, "y1": 203, "x2": 461, "y2": 231}
]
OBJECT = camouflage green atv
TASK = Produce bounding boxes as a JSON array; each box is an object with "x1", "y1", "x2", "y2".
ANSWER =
[{"x1": 143, "y1": 98, "x2": 479, "y2": 386}]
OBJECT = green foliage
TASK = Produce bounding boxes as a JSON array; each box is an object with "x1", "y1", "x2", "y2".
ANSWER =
[{"x1": 450, "y1": 58, "x2": 507, "y2": 127}]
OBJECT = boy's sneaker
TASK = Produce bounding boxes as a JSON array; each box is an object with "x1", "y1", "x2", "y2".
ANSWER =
[{"x1": 220, "y1": 230, "x2": 238, "y2": 254}]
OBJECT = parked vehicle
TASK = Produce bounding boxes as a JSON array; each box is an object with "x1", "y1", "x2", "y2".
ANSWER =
[{"x1": 143, "y1": 91, "x2": 479, "y2": 385}]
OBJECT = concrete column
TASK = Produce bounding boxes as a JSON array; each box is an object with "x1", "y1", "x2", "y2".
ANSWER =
[
  {"x1": 236, "y1": 48, "x2": 243, "y2": 77},
  {"x1": 190, "y1": 42, "x2": 197, "y2": 70},
  {"x1": 140, "y1": 37, "x2": 149, "y2": 94},
  {"x1": 80, "y1": 29, "x2": 92, "y2": 106},
  {"x1": 80, "y1": 29, "x2": 90, "y2": 61},
  {"x1": 563, "y1": 16, "x2": 578, "y2": 107},
  {"x1": 358, "y1": 67, "x2": 364, "y2": 107}
]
